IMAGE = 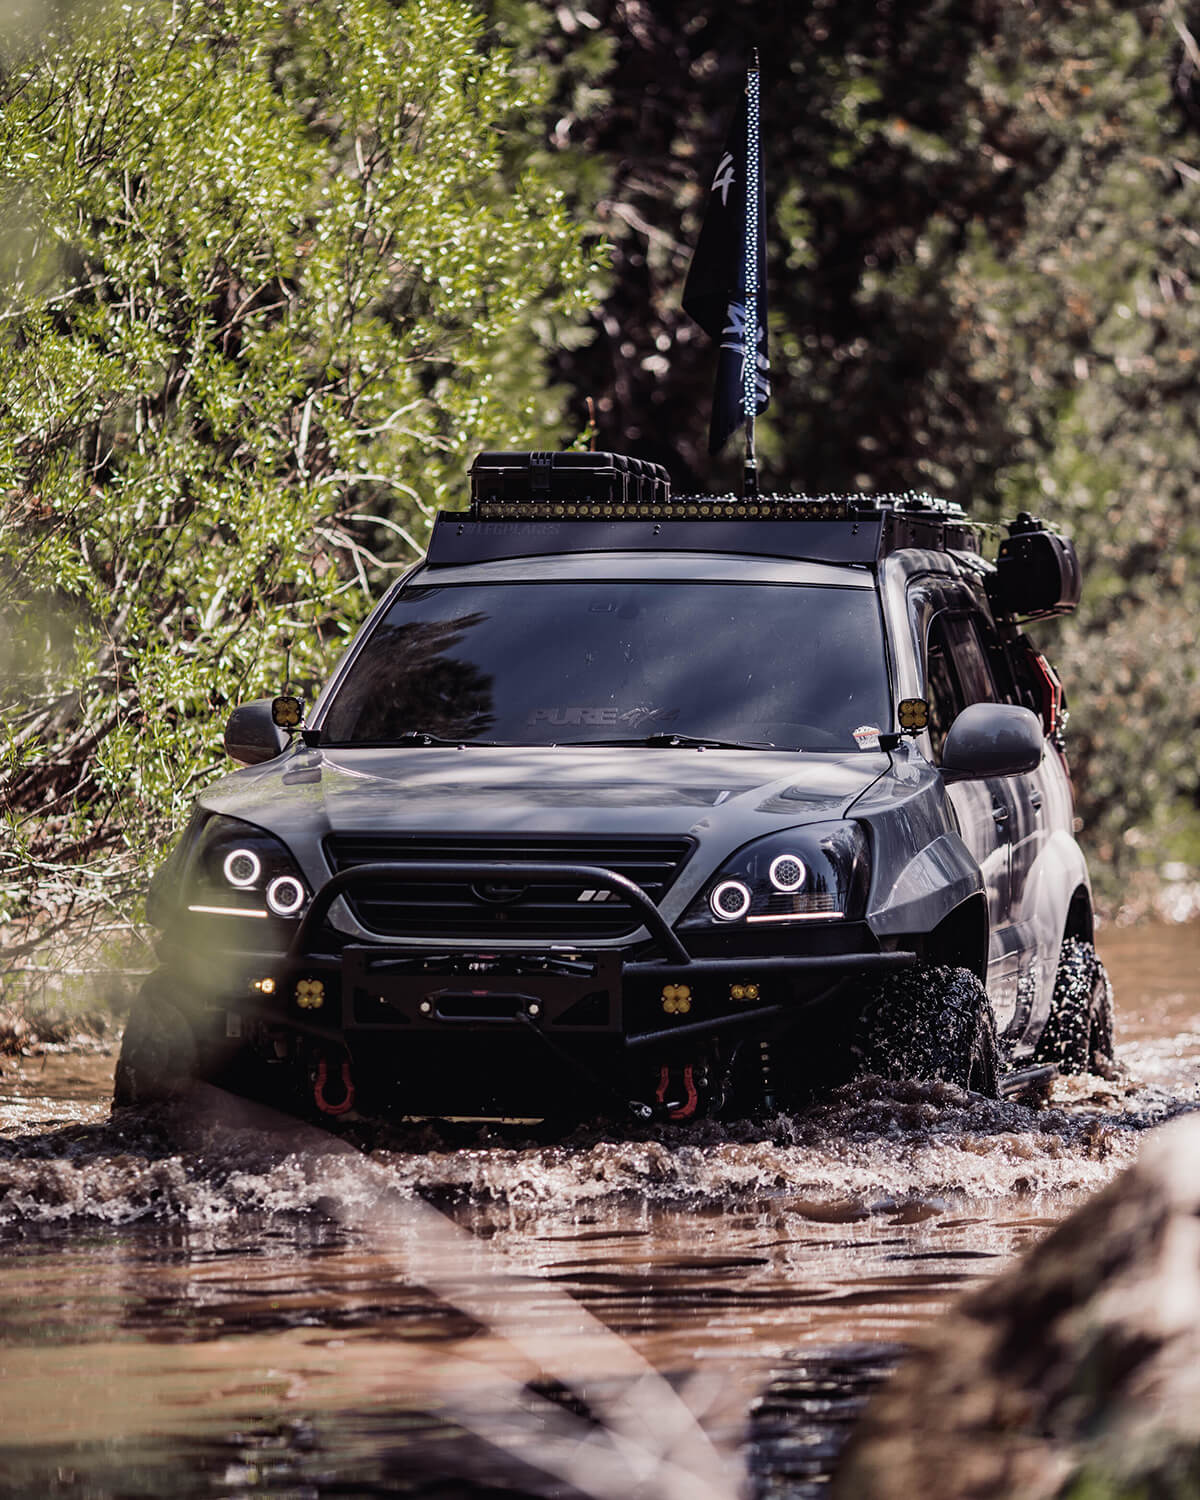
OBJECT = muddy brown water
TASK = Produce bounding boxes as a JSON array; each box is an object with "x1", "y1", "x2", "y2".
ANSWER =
[{"x1": 1, "y1": 925, "x2": 1198, "y2": 1498}]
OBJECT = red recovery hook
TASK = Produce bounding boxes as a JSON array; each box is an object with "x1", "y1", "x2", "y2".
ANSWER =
[
  {"x1": 655, "y1": 1064, "x2": 700, "y2": 1120},
  {"x1": 314, "y1": 1057, "x2": 355, "y2": 1116}
]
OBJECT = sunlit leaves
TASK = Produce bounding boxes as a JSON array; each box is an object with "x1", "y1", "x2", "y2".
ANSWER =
[{"x1": 0, "y1": 0, "x2": 599, "y2": 942}]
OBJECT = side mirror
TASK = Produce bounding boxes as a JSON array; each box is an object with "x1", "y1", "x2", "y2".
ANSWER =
[
  {"x1": 224, "y1": 699, "x2": 289, "y2": 766},
  {"x1": 940, "y1": 703, "x2": 1043, "y2": 782}
]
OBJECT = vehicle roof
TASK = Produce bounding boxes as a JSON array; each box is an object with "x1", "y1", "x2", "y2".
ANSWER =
[{"x1": 406, "y1": 551, "x2": 878, "y2": 588}]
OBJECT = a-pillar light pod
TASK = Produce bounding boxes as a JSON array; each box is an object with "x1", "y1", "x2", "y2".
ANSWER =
[
  {"x1": 266, "y1": 875, "x2": 307, "y2": 917},
  {"x1": 710, "y1": 879, "x2": 752, "y2": 921},
  {"x1": 768, "y1": 853, "x2": 807, "y2": 893},
  {"x1": 223, "y1": 848, "x2": 262, "y2": 888}
]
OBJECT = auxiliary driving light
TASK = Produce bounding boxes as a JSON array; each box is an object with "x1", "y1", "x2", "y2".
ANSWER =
[
  {"x1": 251, "y1": 976, "x2": 276, "y2": 995},
  {"x1": 898, "y1": 697, "x2": 930, "y2": 732},
  {"x1": 710, "y1": 879, "x2": 752, "y2": 921},
  {"x1": 223, "y1": 847, "x2": 262, "y2": 888},
  {"x1": 266, "y1": 875, "x2": 306, "y2": 917},
  {"x1": 730, "y1": 983, "x2": 760, "y2": 1003},
  {"x1": 768, "y1": 854, "x2": 806, "y2": 893},
  {"x1": 661, "y1": 984, "x2": 691, "y2": 1015},
  {"x1": 271, "y1": 695, "x2": 304, "y2": 728},
  {"x1": 295, "y1": 978, "x2": 325, "y2": 1010}
]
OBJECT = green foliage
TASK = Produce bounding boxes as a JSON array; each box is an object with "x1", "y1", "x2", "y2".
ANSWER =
[
  {"x1": 942, "y1": 3, "x2": 1200, "y2": 890},
  {"x1": 0, "y1": 0, "x2": 599, "y2": 948}
]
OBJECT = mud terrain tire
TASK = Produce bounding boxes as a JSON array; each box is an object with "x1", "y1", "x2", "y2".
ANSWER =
[
  {"x1": 1032, "y1": 937, "x2": 1115, "y2": 1076},
  {"x1": 851, "y1": 964, "x2": 999, "y2": 1097},
  {"x1": 113, "y1": 973, "x2": 197, "y2": 1106}
]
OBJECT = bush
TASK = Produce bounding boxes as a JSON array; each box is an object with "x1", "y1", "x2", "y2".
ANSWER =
[{"x1": 0, "y1": 0, "x2": 600, "y2": 964}]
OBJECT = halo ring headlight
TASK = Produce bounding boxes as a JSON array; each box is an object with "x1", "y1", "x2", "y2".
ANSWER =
[
  {"x1": 769, "y1": 853, "x2": 807, "y2": 893},
  {"x1": 710, "y1": 879, "x2": 752, "y2": 922},
  {"x1": 223, "y1": 848, "x2": 262, "y2": 889},
  {"x1": 266, "y1": 875, "x2": 307, "y2": 917}
]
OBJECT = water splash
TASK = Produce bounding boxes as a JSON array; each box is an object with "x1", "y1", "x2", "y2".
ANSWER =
[{"x1": 0, "y1": 1059, "x2": 1186, "y2": 1230}]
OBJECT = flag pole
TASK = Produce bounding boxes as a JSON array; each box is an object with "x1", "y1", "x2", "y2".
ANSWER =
[{"x1": 743, "y1": 52, "x2": 761, "y2": 499}]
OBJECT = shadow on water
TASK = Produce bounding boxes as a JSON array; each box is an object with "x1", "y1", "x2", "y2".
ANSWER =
[{"x1": 747, "y1": 1344, "x2": 906, "y2": 1500}]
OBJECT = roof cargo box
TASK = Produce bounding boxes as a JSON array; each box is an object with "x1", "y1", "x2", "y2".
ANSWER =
[{"x1": 469, "y1": 450, "x2": 670, "y2": 509}]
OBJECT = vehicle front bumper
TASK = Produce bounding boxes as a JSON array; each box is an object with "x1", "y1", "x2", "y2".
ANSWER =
[{"x1": 173, "y1": 859, "x2": 917, "y2": 1050}]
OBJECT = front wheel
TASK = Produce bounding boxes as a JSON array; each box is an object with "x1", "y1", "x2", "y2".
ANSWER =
[
  {"x1": 851, "y1": 964, "x2": 999, "y2": 1097},
  {"x1": 1032, "y1": 937, "x2": 1115, "y2": 1076},
  {"x1": 112, "y1": 972, "x2": 197, "y2": 1106}
]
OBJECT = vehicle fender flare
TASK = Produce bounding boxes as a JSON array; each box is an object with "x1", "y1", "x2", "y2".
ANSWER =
[
  {"x1": 1022, "y1": 827, "x2": 1091, "y2": 940},
  {"x1": 1021, "y1": 829, "x2": 1093, "y2": 1021},
  {"x1": 865, "y1": 831, "x2": 985, "y2": 946}
]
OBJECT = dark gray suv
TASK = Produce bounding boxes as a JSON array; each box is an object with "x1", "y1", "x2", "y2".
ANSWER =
[{"x1": 116, "y1": 454, "x2": 1113, "y2": 1123}]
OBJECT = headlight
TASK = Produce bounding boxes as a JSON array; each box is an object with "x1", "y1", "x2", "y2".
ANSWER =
[
  {"x1": 680, "y1": 823, "x2": 870, "y2": 927},
  {"x1": 184, "y1": 815, "x2": 311, "y2": 921}
]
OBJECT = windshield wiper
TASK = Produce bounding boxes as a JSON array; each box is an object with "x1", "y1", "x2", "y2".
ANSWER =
[
  {"x1": 391, "y1": 730, "x2": 504, "y2": 746},
  {"x1": 582, "y1": 732, "x2": 779, "y2": 751},
  {"x1": 364, "y1": 730, "x2": 781, "y2": 750}
]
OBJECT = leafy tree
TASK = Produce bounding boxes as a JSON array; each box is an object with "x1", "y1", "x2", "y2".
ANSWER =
[
  {"x1": 0, "y1": 0, "x2": 600, "y2": 960},
  {"x1": 948, "y1": 2, "x2": 1200, "y2": 890}
]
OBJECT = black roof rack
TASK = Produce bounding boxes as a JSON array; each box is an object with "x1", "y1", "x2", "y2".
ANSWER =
[
  {"x1": 426, "y1": 492, "x2": 980, "y2": 569},
  {"x1": 423, "y1": 449, "x2": 981, "y2": 568},
  {"x1": 426, "y1": 489, "x2": 978, "y2": 570}
]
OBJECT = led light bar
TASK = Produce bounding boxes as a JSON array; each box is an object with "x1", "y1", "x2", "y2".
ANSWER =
[
  {"x1": 473, "y1": 496, "x2": 880, "y2": 523},
  {"x1": 471, "y1": 491, "x2": 970, "y2": 526}
]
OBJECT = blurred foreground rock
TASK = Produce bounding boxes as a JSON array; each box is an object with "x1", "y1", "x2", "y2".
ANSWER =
[{"x1": 833, "y1": 1112, "x2": 1200, "y2": 1500}]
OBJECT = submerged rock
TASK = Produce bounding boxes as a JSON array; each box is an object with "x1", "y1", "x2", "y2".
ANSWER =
[{"x1": 833, "y1": 1112, "x2": 1200, "y2": 1500}]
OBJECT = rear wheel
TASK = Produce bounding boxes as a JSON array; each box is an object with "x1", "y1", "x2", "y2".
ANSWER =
[
  {"x1": 851, "y1": 964, "x2": 999, "y2": 1097},
  {"x1": 1033, "y1": 937, "x2": 1115, "y2": 1076},
  {"x1": 112, "y1": 972, "x2": 197, "y2": 1106}
]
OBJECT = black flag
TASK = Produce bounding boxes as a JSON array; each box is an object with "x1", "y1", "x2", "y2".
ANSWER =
[{"x1": 682, "y1": 64, "x2": 769, "y2": 456}]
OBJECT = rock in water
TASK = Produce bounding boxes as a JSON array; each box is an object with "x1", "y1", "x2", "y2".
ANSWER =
[{"x1": 833, "y1": 1113, "x2": 1200, "y2": 1500}]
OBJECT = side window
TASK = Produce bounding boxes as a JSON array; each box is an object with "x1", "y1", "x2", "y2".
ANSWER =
[
  {"x1": 924, "y1": 611, "x2": 997, "y2": 759},
  {"x1": 925, "y1": 622, "x2": 963, "y2": 758},
  {"x1": 972, "y1": 613, "x2": 1019, "y2": 705}
]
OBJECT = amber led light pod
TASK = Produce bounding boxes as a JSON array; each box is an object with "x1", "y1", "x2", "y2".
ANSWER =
[
  {"x1": 295, "y1": 978, "x2": 325, "y2": 1010},
  {"x1": 897, "y1": 697, "x2": 930, "y2": 732},
  {"x1": 272, "y1": 695, "x2": 304, "y2": 729}
]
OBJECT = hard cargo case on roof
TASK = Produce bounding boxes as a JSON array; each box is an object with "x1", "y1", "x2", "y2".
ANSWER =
[{"x1": 469, "y1": 450, "x2": 671, "y2": 508}]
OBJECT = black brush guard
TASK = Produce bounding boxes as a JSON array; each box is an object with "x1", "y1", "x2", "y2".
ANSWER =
[{"x1": 261, "y1": 860, "x2": 916, "y2": 1048}]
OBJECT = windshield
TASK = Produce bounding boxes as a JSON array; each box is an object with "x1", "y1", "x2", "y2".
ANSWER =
[{"x1": 321, "y1": 580, "x2": 892, "y2": 752}]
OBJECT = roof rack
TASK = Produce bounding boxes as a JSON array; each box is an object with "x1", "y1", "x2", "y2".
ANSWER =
[
  {"x1": 422, "y1": 449, "x2": 980, "y2": 567},
  {"x1": 428, "y1": 493, "x2": 980, "y2": 569}
]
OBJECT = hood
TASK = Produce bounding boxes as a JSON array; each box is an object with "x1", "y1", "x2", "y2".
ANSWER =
[{"x1": 199, "y1": 744, "x2": 890, "y2": 850}]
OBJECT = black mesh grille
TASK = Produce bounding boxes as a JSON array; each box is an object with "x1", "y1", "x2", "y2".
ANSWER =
[{"x1": 324, "y1": 834, "x2": 694, "y2": 940}]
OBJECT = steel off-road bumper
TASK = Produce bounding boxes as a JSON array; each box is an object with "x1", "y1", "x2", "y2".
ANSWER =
[{"x1": 249, "y1": 860, "x2": 918, "y2": 1050}]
